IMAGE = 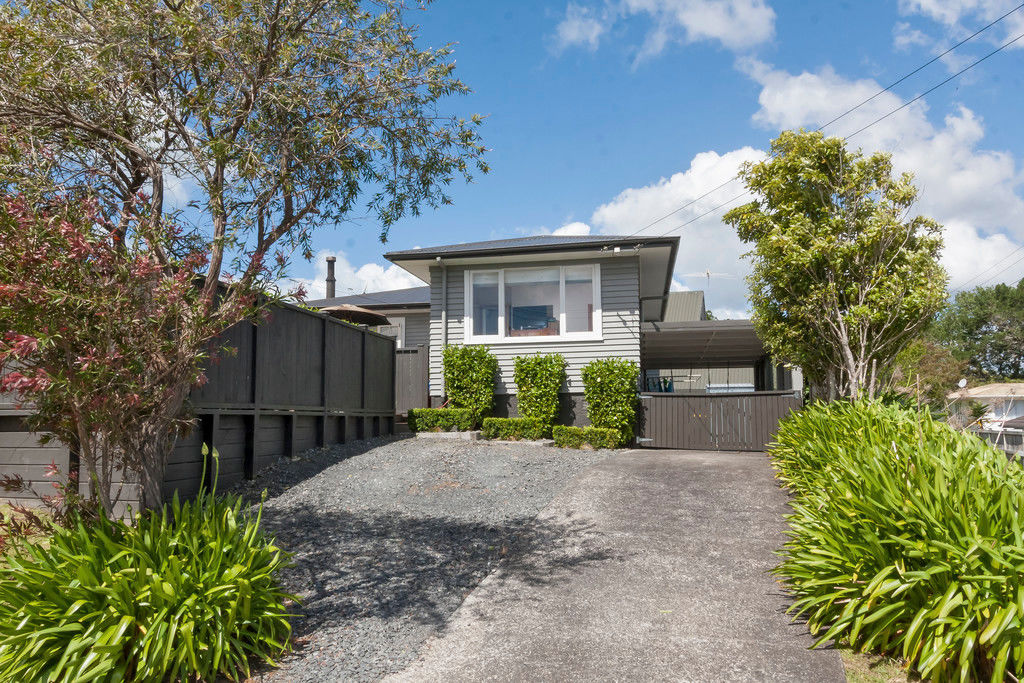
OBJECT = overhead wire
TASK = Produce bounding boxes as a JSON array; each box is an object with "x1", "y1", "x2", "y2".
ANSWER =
[{"x1": 618, "y1": 7, "x2": 1024, "y2": 244}]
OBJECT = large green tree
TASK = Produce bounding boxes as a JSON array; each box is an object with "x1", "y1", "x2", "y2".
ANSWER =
[
  {"x1": 0, "y1": 0, "x2": 485, "y2": 507},
  {"x1": 724, "y1": 130, "x2": 947, "y2": 400},
  {"x1": 932, "y1": 278, "x2": 1024, "y2": 379}
]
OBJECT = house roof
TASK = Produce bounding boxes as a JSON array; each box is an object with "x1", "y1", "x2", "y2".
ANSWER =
[
  {"x1": 663, "y1": 291, "x2": 706, "y2": 322},
  {"x1": 384, "y1": 234, "x2": 675, "y2": 259},
  {"x1": 306, "y1": 286, "x2": 430, "y2": 310},
  {"x1": 386, "y1": 234, "x2": 680, "y2": 322},
  {"x1": 948, "y1": 382, "x2": 1024, "y2": 400}
]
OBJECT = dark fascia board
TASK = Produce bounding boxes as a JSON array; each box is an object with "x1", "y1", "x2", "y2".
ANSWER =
[
  {"x1": 385, "y1": 235, "x2": 680, "y2": 262},
  {"x1": 388, "y1": 235, "x2": 680, "y2": 321},
  {"x1": 643, "y1": 319, "x2": 755, "y2": 332}
]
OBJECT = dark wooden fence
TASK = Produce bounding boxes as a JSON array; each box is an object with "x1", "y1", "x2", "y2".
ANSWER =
[
  {"x1": 0, "y1": 303, "x2": 396, "y2": 506},
  {"x1": 639, "y1": 391, "x2": 802, "y2": 451},
  {"x1": 395, "y1": 346, "x2": 428, "y2": 418}
]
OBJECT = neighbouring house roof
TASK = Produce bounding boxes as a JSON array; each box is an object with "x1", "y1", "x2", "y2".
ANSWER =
[
  {"x1": 317, "y1": 304, "x2": 391, "y2": 325},
  {"x1": 306, "y1": 286, "x2": 430, "y2": 310},
  {"x1": 663, "y1": 291, "x2": 706, "y2": 322},
  {"x1": 385, "y1": 234, "x2": 680, "y2": 322},
  {"x1": 948, "y1": 383, "x2": 1024, "y2": 400}
]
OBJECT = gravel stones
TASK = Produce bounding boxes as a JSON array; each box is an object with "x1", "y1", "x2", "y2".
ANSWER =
[{"x1": 240, "y1": 436, "x2": 607, "y2": 682}]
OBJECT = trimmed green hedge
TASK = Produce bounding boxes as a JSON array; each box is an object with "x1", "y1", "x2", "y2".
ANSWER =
[
  {"x1": 771, "y1": 400, "x2": 1024, "y2": 681},
  {"x1": 407, "y1": 408, "x2": 475, "y2": 432},
  {"x1": 442, "y1": 345, "x2": 498, "y2": 424},
  {"x1": 481, "y1": 417, "x2": 547, "y2": 441},
  {"x1": 513, "y1": 354, "x2": 566, "y2": 428},
  {"x1": 552, "y1": 425, "x2": 619, "y2": 449},
  {"x1": 581, "y1": 358, "x2": 638, "y2": 446}
]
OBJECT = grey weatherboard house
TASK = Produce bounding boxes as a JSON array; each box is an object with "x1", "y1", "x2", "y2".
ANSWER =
[{"x1": 311, "y1": 234, "x2": 802, "y2": 446}]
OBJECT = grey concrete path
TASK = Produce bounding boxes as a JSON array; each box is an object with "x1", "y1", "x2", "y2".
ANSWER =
[{"x1": 388, "y1": 449, "x2": 846, "y2": 683}]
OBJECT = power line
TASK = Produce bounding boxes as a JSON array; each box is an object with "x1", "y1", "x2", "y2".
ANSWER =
[
  {"x1": 651, "y1": 29, "x2": 1024, "y2": 247},
  {"x1": 818, "y1": 2, "x2": 1024, "y2": 133},
  {"x1": 845, "y1": 30, "x2": 1024, "y2": 141},
  {"x1": 622, "y1": 7, "x2": 1024, "y2": 241},
  {"x1": 950, "y1": 243, "x2": 1024, "y2": 292},
  {"x1": 973, "y1": 250, "x2": 1024, "y2": 289}
]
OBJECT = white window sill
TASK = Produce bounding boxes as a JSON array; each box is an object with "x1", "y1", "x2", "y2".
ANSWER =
[{"x1": 464, "y1": 334, "x2": 604, "y2": 346}]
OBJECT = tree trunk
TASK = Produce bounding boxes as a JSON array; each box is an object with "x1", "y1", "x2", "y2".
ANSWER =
[{"x1": 137, "y1": 382, "x2": 191, "y2": 510}]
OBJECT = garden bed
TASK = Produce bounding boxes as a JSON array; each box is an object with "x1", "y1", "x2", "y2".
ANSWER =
[{"x1": 238, "y1": 436, "x2": 607, "y2": 682}]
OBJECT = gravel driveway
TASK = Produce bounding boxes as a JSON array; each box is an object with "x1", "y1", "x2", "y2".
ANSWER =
[{"x1": 240, "y1": 435, "x2": 609, "y2": 682}]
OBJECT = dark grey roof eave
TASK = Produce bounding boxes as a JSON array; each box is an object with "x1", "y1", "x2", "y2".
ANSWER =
[{"x1": 384, "y1": 236, "x2": 680, "y2": 261}]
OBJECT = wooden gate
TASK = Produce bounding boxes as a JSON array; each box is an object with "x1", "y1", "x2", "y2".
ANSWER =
[
  {"x1": 639, "y1": 391, "x2": 801, "y2": 451},
  {"x1": 395, "y1": 346, "x2": 429, "y2": 417}
]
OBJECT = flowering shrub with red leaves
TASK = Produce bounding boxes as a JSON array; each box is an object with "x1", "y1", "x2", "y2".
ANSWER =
[
  {"x1": 0, "y1": 197, "x2": 261, "y2": 514},
  {"x1": 0, "y1": 464, "x2": 97, "y2": 550}
]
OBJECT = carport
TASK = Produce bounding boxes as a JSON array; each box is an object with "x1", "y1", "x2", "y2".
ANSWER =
[{"x1": 639, "y1": 320, "x2": 802, "y2": 451}]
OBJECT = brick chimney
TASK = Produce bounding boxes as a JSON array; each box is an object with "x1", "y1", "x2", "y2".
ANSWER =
[{"x1": 325, "y1": 256, "x2": 336, "y2": 299}]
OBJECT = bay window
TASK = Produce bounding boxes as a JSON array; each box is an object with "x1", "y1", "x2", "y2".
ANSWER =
[{"x1": 464, "y1": 264, "x2": 601, "y2": 343}]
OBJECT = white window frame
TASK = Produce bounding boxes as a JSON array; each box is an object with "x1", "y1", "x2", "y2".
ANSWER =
[{"x1": 464, "y1": 264, "x2": 602, "y2": 344}]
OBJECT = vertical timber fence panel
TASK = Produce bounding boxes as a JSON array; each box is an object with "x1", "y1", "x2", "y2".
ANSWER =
[
  {"x1": 640, "y1": 391, "x2": 801, "y2": 451},
  {"x1": 0, "y1": 302, "x2": 397, "y2": 506}
]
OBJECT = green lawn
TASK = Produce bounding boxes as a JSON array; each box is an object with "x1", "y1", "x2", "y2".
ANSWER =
[{"x1": 841, "y1": 646, "x2": 916, "y2": 683}]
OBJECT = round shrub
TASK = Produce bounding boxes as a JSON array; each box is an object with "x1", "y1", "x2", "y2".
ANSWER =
[
  {"x1": 581, "y1": 358, "x2": 638, "y2": 446},
  {"x1": 0, "y1": 487, "x2": 294, "y2": 681},
  {"x1": 513, "y1": 353, "x2": 566, "y2": 430},
  {"x1": 772, "y1": 400, "x2": 1024, "y2": 681}
]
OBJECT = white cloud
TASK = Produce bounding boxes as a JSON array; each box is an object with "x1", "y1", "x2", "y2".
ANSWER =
[
  {"x1": 897, "y1": 1, "x2": 1024, "y2": 50},
  {"x1": 552, "y1": 221, "x2": 593, "y2": 235},
  {"x1": 743, "y1": 60, "x2": 1024, "y2": 234},
  {"x1": 578, "y1": 59, "x2": 1024, "y2": 313},
  {"x1": 893, "y1": 21, "x2": 932, "y2": 51},
  {"x1": 553, "y1": 0, "x2": 775, "y2": 60},
  {"x1": 554, "y1": 3, "x2": 609, "y2": 51},
  {"x1": 286, "y1": 249, "x2": 426, "y2": 301},
  {"x1": 743, "y1": 60, "x2": 1024, "y2": 289},
  {"x1": 589, "y1": 147, "x2": 764, "y2": 314}
]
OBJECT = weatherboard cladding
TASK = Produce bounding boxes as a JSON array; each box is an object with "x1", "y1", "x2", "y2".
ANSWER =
[
  {"x1": 402, "y1": 312, "x2": 431, "y2": 348},
  {"x1": 427, "y1": 257, "x2": 641, "y2": 396}
]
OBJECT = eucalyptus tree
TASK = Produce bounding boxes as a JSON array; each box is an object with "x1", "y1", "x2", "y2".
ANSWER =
[
  {"x1": 724, "y1": 130, "x2": 946, "y2": 400},
  {"x1": 0, "y1": 0, "x2": 486, "y2": 507}
]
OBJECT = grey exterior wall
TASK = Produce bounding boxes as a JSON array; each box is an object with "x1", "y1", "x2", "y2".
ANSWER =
[
  {"x1": 403, "y1": 312, "x2": 431, "y2": 348},
  {"x1": 371, "y1": 308, "x2": 430, "y2": 350},
  {"x1": 427, "y1": 256, "x2": 641, "y2": 398}
]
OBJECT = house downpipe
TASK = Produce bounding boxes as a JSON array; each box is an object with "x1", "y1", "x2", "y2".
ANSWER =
[
  {"x1": 325, "y1": 256, "x2": 336, "y2": 299},
  {"x1": 438, "y1": 256, "x2": 447, "y2": 347}
]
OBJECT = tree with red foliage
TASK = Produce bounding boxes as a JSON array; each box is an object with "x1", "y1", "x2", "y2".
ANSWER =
[
  {"x1": 0, "y1": 197, "x2": 247, "y2": 513},
  {"x1": 0, "y1": 0, "x2": 485, "y2": 510}
]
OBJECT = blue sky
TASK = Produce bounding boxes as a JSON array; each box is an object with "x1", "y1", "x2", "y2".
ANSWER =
[{"x1": 290, "y1": 0, "x2": 1024, "y2": 318}]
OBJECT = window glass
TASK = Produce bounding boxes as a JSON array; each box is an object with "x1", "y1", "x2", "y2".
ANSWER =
[
  {"x1": 564, "y1": 265, "x2": 594, "y2": 333},
  {"x1": 504, "y1": 267, "x2": 560, "y2": 337},
  {"x1": 471, "y1": 271, "x2": 499, "y2": 336}
]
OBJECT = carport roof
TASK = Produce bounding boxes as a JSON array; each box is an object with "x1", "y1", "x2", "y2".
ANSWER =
[{"x1": 641, "y1": 320, "x2": 766, "y2": 368}]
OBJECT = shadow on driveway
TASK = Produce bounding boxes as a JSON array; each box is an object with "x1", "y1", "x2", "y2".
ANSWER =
[{"x1": 263, "y1": 504, "x2": 619, "y2": 638}]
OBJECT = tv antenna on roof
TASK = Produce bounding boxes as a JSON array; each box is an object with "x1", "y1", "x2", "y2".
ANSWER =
[{"x1": 682, "y1": 269, "x2": 734, "y2": 292}]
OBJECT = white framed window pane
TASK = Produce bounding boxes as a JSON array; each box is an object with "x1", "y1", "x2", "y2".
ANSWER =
[
  {"x1": 504, "y1": 267, "x2": 560, "y2": 337},
  {"x1": 471, "y1": 272, "x2": 499, "y2": 336},
  {"x1": 565, "y1": 265, "x2": 594, "y2": 333}
]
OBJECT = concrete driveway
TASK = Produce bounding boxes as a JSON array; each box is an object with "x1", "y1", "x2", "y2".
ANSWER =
[{"x1": 388, "y1": 449, "x2": 846, "y2": 683}]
